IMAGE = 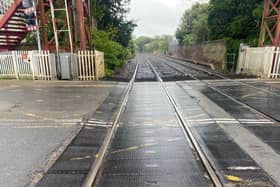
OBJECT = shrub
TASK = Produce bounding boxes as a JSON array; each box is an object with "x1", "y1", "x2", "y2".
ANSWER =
[{"x1": 92, "y1": 29, "x2": 129, "y2": 76}]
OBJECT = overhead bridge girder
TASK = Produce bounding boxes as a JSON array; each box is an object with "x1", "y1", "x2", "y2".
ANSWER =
[{"x1": 259, "y1": 0, "x2": 280, "y2": 46}]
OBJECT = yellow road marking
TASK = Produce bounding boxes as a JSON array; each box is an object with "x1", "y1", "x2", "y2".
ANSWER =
[
  {"x1": 111, "y1": 143, "x2": 158, "y2": 154},
  {"x1": 226, "y1": 175, "x2": 242, "y2": 182},
  {"x1": 71, "y1": 155, "x2": 91, "y2": 160}
]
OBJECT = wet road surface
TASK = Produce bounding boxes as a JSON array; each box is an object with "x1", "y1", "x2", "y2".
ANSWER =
[{"x1": 0, "y1": 81, "x2": 116, "y2": 187}]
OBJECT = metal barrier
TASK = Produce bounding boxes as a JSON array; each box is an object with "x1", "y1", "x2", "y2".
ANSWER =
[
  {"x1": 0, "y1": 50, "x2": 56, "y2": 80},
  {"x1": 77, "y1": 50, "x2": 105, "y2": 81},
  {"x1": 270, "y1": 47, "x2": 280, "y2": 79},
  {"x1": 0, "y1": 52, "x2": 16, "y2": 79},
  {"x1": 31, "y1": 50, "x2": 55, "y2": 80},
  {"x1": 237, "y1": 46, "x2": 280, "y2": 79},
  {"x1": 77, "y1": 50, "x2": 95, "y2": 80},
  {"x1": 0, "y1": 50, "x2": 105, "y2": 80}
]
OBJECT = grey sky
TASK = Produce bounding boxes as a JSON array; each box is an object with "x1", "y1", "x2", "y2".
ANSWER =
[{"x1": 128, "y1": 0, "x2": 208, "y2": 37}]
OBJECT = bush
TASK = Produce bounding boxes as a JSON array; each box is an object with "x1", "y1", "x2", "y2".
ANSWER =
[{"x1": 92, "y1": 29, "x2": 129, "y2": 76}]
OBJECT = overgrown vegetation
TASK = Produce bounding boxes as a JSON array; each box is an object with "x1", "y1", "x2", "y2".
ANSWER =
[
  {"x1": 92, "y1": 29, "x2": 129, "y2": 76},
  {"x1": 176, "y1": 1, "x2": 263, "y2": 55},
  {"x1": 92, "y1": 0, "x2": 136, "y2": 76},
  {"x1": 134, "y1": 35, "x2": 172, "y2": 54}
]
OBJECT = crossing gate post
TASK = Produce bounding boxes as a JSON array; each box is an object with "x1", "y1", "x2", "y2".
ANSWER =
[
  {"x1": 11, "y1": 51, "x2": 19, "y2": 80},
  {"x1": 29, "y1": 50, "x2": 36, "y2": 80}
]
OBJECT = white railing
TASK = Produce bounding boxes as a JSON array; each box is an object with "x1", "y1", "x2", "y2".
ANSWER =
[
  {"x1": 237, "y1": 46, "x2": 280, "y2": 79},
  {"x1": 0, "y1": 50, "x2": 105, "y2": 81},
  {"x1": 77, "y1": 50, "x2": 95, "y2": 80},
  {"x1": 77, "y1": 50, "x2": 105, "y2": 81},
  {"x1": 32, "y1": 50, "x2": 53, "y2": 80},
  {"x1": 270, "y1": 47, "x2": 280, "y2": 79},
  {"x1": 13, "y1": 50, "x2": 33, "y2": 79},
  {"x1": 0, "y1": 50, "x2": 56, "y2": 80},
  {"x1": 0, "y1": 52, "x2": 16, "y2": 79}
]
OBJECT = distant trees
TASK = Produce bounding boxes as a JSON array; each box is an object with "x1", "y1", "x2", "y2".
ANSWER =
[
  {"x1": 176, "y1": 3, "x2": 209, "y2": 45},
  {"x1": 134, "y1": 36, "x2": 153, "y2": 52},
  {"x1": 134, "y1": 35, "x2": 173, "y2": 54}
]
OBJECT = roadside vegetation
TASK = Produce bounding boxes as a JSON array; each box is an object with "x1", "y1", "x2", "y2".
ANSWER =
[{"x1": 92, "y1": 0, "x2": 136, "y2": 76}]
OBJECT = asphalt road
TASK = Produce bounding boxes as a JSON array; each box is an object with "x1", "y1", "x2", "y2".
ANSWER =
[{"x1": 0, "y1": 81, "x2": 116, "y2": 187}]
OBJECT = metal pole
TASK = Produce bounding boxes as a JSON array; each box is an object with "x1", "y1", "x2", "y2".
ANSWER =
[
  {"x1": 76, "y1": 0, "x2": 86, "y2": 50},
  {"x1": 39, "y1": 0, "x2": 49, "y2": 50},
  {"x1": 64, "y1": 0, "x2": 74, "y2": 52},
  {"x1": 49, "y1": 0, "x2": 61, "y2": 79},
  {"x1": 49, "y1": 0, "x2": 59, "y2": 54},
  {"x1": 32, "y1": 0, "x2": 42, "y2": 50}
]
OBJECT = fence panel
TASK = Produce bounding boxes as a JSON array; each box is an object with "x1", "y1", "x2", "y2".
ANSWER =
[
  {"x1": 237, "y1": 47, "x2": 277, "y2": 78},
  {"x1": 77, "y1": 50, "x2": 96, "y2": 80},
  {"x1": 14, "y1": 51, "x2": 34, "y2": 79},
  {"x1": 0, "y1": 52, "x2": 16, "y2": 79},
  {"x1": 0, "y1": 50, "x2": 55, "y2": 80},
  {"x1": 270, "y1": 48, "x2": 280, "y2": 79},
  {"x1": 31, "y1": 50, "x2": 54, "y2": 80}
]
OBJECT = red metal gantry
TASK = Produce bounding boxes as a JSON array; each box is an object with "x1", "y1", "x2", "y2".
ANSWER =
[
  {"x1": 0, "y1": 0, "x2": 92, "y2": 51},
  {"x1": 259, "y1": 0, "x2": 280, "y2": 46}
]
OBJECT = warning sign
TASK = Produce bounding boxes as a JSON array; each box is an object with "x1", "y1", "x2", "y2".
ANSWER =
[{"x1": 22, "y1": 53, "x2": 29, "y2": 63}]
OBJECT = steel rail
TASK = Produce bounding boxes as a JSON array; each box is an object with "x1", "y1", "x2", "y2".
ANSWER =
[
  {"x1": 164, "y1": 56, "x2": 280, "y2": 97},
  {"x1": 159, "y1": 57, "x2": 280, "y2": 124},
  {"x1": 147, "y1": 58, "x2": 223, "y2": 187},
  {"x1": 82, "y1": 63, "x2": 139, "y2": 187}
]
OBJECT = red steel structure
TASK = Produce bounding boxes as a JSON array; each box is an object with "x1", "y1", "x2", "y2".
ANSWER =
[
  {"x1": 0, "y1": 0, "x2": 91, "y2": 51},
  {"x1": 259, "y1": 0, "x2": 280, "y2": 46}
]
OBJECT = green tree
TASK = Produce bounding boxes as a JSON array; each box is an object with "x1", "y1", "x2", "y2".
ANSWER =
[
  {"x1": 92, "y1": 0, "x2": 136, "y2": 47},
  {"x1": 176, "y1": 3, "x2": 209, "y2": 45},
  {"x1": 208, "y1": 0, "x2": 263, "y2": 47},
  {"x1": 92, "y1": 29, "x2": 129, "y2": 76}
]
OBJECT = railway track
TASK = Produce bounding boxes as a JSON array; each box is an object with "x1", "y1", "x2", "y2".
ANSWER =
[
  {"x1": 83, "y1": 57, "x2": 223, "y2": 187},
  {"x1": 82, "y1": 64, "x2": 139, "y2": 187},
  {"x1": 151, "y1": 56, "x2": 280, "y2": 123},
  {"x1": 162, "y1": 56, "x2": 280, "y2": 97},
  {"x1": 147, "y1": 60, "x2": 223, "y2": 187},
  {"x1": 36, "y1": 54, "x2": 279, "y2": 186}
]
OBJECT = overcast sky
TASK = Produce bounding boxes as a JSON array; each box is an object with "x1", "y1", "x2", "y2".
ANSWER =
[{"x1": 128, "y1": 0, "x2": 208, "y2": 37}]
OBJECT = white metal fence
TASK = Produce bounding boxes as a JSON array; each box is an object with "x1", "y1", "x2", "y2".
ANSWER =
[
  {"x1": 0, "y1": 50, "x2": 56, "y2": 80},
  {"x1": 32, "y1": 50, "x2": 54, "y2": 80},
  {"x1": 77, "y1": 50, "x2": 105, "y2": 81},
  {"x1": 0, "y1": 50, "x2": 105, "y2": 80},
  {"x1": 237, "y1": 46, "x2": 280, "y2": 79},
  {"x1": 77, "y1": 50, "x2": 95, "y2": 80},
  {"x1": 0, "y1": 52, "x2": 16, "y2": 79}
]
